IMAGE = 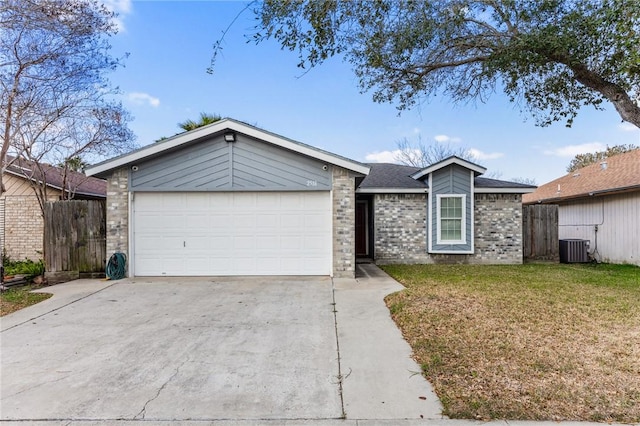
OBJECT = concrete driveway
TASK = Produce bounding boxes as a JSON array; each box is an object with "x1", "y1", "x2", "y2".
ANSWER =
[{"x1": 1, "y1": 266, "x2": 442, "y2": 423}]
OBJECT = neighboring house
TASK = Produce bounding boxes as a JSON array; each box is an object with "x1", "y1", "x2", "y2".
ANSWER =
[
  {"x1": 86, "y1": 118, "x2": 535, "y2": 278},
  {"x1": 523, "y1": 149, "x2": 640, "y2": 266},
  {"x1": 1, "y1": 158, "x2": 107, "y2": 261}
]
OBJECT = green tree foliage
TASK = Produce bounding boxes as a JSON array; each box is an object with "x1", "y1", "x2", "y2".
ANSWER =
[
  {"x1": 236, "y1": 0, "x2": 640, "y2": 128},
  {"x1": 58, "y1": 156, "x2": 89, "y2": 172},
  {"x1": 0, "y1": 0, "x2": 135, "y2": 197},
  {"x1": 566, "y1": 144, "x2": 639, "y2": 172},
  {"x1": 178, "y1": 113, "x2": 223, "y2": 132}
]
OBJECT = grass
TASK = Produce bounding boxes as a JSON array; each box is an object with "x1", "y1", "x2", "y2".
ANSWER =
[
  {"x1": 382, "y1": 263, "x2": 640, "y2": 423},
  {"x1": 0, "y1": 284, "x2": 52, "y2": 316}
]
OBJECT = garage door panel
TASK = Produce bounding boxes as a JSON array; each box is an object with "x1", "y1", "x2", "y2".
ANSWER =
[
  {"x1": 255, "y1": 193, "x2": 280, "y2": 208},
  {"x1": 232, "y1": 256, "x2": 256, "y2": 273},
  {"x1": 134, "y1": 192, "x2": 331, "y2": 276},
  {"x1": 280, "y1": 214, "x2": 304, "y2": 228},
  {"x1": 210, "y1": 213, "x2": 233, "y2": 228},
  {"x1": 257, "y1": 214, "x2": 278, "y2": 228},
  {"x1": 233, "y1": 236, "x2": 257, "y2": 250},
  {"x1": 280, "y1": 236, "x2": 302, "y2": 249},
  {"x1": 304, "y1": 235, "x2": 327, "y2": 250},
  {"x1": 136, "y1": 213, "x2": 183, "y2": 231},
  {"x1": 186, "y1": 236, "x2": 210, "y2": 250},
  {"x1": 303, "y1": 194, "x2": 328, "y2": 209},
  {"x1": 185, "y1": 193, "x2": 210, "y2": 209},
  {"x1": 232, "y1": 194, "x2": 256, "y2": 209},
  {"x1": 185, "y1": 257, "x2": 212, "y2": 275},
  {"x1": 233, "y1": 214, "x2": 257, "y2": 228},
  {"x1": 255, "y1": 236, "x2": 278, "y2": 249},
  {"x1": 187, "y1": 214, "x2": 209, "y2": 228},
  {"x1": 305, "y1": 214, "x2": 327, "y2": 228},
  {"x1": 137, "y1": 235, "x2": 183, "y2": 251}
]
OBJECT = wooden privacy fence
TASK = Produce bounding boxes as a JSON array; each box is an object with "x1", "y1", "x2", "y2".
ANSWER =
[
  {"x1": 522, "y1": 204, "x2": 559, "y2": 261},
  {"x1": 44, "y1": 200, "x2": 106, "y2": 282}
]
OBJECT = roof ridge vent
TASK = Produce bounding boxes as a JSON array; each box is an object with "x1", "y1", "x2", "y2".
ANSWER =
[
  {"x1": 572, "y1": 172, "x2": 580, "y2": 177},
  {"x1": 600, "y1": 161, "x2": 608, "y2": 170}
]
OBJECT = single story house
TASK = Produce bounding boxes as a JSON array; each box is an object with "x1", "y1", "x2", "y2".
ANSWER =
[
  {"x1": 86, "y1": 118, "x2": 535, "y2": 278},
  {"x1": 523, "y1": 149, "x2": 640, "y2": 266},
  {"x1": 1, "y1": 157, "x2": 107, "y2": 261}
]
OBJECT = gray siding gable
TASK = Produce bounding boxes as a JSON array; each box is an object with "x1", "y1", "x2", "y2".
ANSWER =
[
  {"x1": 429, "y1": 164, "x2": 473, "y2": 253},
  {"x1": 130, "y1": 133, "x2": 331, "y2": 191}
]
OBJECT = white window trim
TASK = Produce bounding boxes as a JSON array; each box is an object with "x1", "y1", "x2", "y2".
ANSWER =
[{"x1": 436, "y1": 194, "x2": 467, "y2": 245}]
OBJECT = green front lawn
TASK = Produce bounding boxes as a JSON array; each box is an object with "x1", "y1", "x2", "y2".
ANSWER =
[
  {"x1": 382, "y1": 263, "x2": 640, "y2": 423},
  {"x1": 1, "y1": 285, "x2": 52, "y2": 316}
]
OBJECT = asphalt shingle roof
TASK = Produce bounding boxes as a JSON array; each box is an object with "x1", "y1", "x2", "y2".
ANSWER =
[
  {"x1": 358, "y1": 163, "x2": 426, "y2": 189},
  {"x1": 523, "y1": 149, "x2": 640, "y2": 204},
  {"x1": 5, "y1": 156, "x2": 106, "y2": 198},
  {"x1": 358, "y1": 163, "x2": 536, "y2": 191}
]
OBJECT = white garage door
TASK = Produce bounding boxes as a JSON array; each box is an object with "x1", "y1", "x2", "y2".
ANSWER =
[{"x1": 133, "y1": 192, "x2": 331, "y2": 276}]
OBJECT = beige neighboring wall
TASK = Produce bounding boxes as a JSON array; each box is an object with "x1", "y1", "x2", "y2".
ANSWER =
[
  {"x1": 1, "y1": 173, "x2": 61, "y2": 261},
  {"x1": 558, "y1": 192, "x2": 639, "y2": 266}
]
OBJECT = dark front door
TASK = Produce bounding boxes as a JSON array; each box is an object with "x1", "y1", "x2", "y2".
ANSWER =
[{"x1": 355, "y1": 200, "x2": 368, "y2": 257}]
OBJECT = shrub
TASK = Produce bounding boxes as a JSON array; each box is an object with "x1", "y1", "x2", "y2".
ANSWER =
[{"x1": 3, "y1": 257, "x2": 45, "y2": 277}]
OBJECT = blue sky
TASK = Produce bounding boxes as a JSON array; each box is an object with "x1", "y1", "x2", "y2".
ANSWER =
[{"x1": 105, "y1": 0, "x2": 640, "y2": 184}]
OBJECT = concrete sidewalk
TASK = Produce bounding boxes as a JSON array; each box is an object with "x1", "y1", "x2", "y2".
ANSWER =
[{"x1": 334, "y1": 263, "x2": 443, "y2": 420}]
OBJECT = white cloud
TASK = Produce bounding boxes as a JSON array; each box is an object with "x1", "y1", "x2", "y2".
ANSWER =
[
  {"x1": 618, "y1": 122, "x2": 638, "y2": 132},
  {"x1": 468, "y1": 148, "x2": 504, "y2": 160},
  {"x1": 543, "y1": 142, "x2": 606, "y2": 158},
  {"x1": 102, "y1": 0, "x2": 132, "y2": 31},
  {"x1": 127, "y1": 92, "x2": 160, "y2": 108},
  {"x1": 365, "y1": 150, "x2": 402, "y2": 163},
  {"x1": 434, "y1": 134, "x2": 462, "y2": 143}
]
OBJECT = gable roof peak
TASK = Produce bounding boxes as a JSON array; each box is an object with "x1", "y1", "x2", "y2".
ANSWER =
[
  {"x1": 86, "y1": 118, "x2": 369, "y2": 177},
  {"x1": 410, "y1": 155, "x2": 487, "y2": 180}
]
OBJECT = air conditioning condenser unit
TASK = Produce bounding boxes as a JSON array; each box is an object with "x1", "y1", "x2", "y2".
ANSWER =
[{"x1": 559, "y1": 239, "x2": 590, "y2": 263}]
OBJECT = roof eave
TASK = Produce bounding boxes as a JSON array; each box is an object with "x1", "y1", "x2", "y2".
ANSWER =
[
  {"x1": 86, "y1": 118, "x2": 370, "y2": 177},
  {"x1": 524, "y1": 184, "x2": 640, "y2": 204},
  {"x1": 356, "y1": 187, "x2": 428, "y2": 194},
  {"x1": 356, "y1": 187, "x2": 533, "y2": 194},
  {"x1": 475, "y1": 187, "x2": 537, "y2": 194}
]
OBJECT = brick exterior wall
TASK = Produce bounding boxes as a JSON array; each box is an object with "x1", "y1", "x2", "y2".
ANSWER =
[
  {"x1": 373, "y1": 193, "x2": 429, "y2": 263},
  {"x1": 373, "y1": 193, "x2": 523, "y2": 265},
  {"x1": 106, "y1": 168, "x2": 129, "y2": 261},
  {"x1": 332, "y1": 167, "x2": 357, "y2": 278},
  {"x1": 471, "y1": 193, "x2": 523, "y2": 264},
  {"x1": 3, "y1": 196, "x2": 44, "y2": 261}
]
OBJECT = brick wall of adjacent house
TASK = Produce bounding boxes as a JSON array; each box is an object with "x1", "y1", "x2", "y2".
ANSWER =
[
  {"x1": 373, "y1": 193, "x2": 523, "y2": 264},
  {"x1": 106, "y1": 168, "x2": 129, "y2": 262},
  {"x1": 2, "y1": 196, "x2": 44, "y2": 261},
  {"x1": 332, "y1": 167, "x2": 357, "y2": 278}
]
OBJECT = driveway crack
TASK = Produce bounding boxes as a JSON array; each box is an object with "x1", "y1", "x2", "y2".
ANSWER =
[
  {"x1": 330, "y1": 278, "x2": 346, "y2": 419},
  {"x1": 133, "y1": 356, "x2": 189, "y2": 420}
]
